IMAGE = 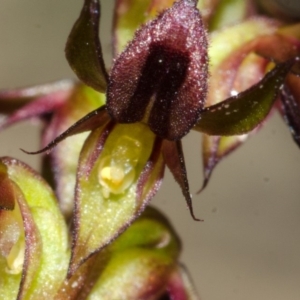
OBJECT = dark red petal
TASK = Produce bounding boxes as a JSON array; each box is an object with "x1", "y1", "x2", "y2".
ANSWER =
[
  {"x1": 162, "y1": 140, "x2": 201, "y2": 221},
  {"x1": 65, "y1": 0, "x2": 108, "y2": 92},
  {"x1": 22, "y1": 106, "x2": 110, "y2": 154},
  {"x1": 108, "y1": 0, "x2": 208, "y2": 140}
]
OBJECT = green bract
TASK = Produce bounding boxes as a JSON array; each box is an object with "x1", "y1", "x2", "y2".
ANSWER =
[{"x1": 0, "y1": 157, "x2": 69, "y2": 299}]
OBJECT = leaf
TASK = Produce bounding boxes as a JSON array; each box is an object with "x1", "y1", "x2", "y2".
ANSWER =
[
  {"x1": 69, "y1": 123, "x2": 165, "y2": 275},
  {"x1": 194, "y1": 59, "x2": 296, "y2": 136},
  {"x1": 1, "y1": 157, "x2": 70, "y2": 299},
  {"x1": 162, "y1": 140, "x2": 201, "y2": 221},
  {"x1": 65, "y1": 0, "x2": 108, "y2": 92},
  {"x1": 108, "y1": 0, "x2": 208, "y2": 140}
]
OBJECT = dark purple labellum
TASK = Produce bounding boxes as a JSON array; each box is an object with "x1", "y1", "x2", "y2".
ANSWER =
[{"x1": 107, "y1": 0, "x2": 208, "y2": 140}]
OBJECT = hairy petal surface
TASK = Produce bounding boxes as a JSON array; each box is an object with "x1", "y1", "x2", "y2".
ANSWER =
[{"x1": 108, "y1": 0, "x2": 208, "y2": 140}]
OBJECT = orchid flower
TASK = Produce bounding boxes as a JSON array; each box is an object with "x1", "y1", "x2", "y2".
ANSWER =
[{"x1": 1, "y1": 0, "x2": 299, "y2": 278}]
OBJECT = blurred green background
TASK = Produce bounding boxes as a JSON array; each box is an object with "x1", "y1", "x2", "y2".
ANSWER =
[{"x1": 0, "y1": 1, "x2": 300, "y2": 299}]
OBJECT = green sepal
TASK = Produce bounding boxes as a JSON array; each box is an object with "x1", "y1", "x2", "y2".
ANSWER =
[
  {"x1": 195, "y1": 60, "x2": 296, "y2": 136},
  {"x1": 65, "y1": 0, "x2": 108, "y2": 92},
  {"x1": 69, "y1": 123, "x2": 165, "y2": 275}
]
